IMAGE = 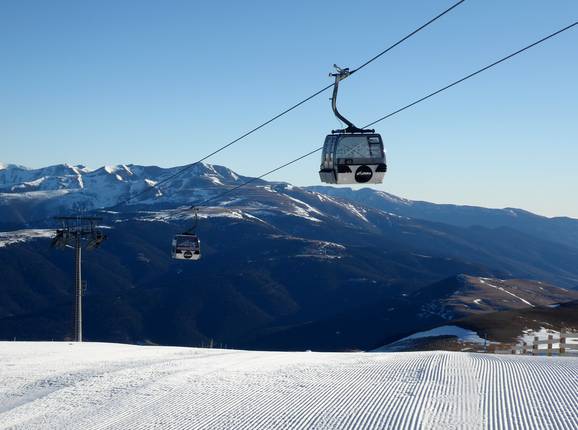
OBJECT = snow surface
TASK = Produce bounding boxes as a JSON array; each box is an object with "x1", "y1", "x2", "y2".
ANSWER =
[
  {"x1": 395, "y1": 325, "x2": 486, "y2": 344},
  {"x1": 0, "y1": 342, "x2": 577, "y2": 429},
  {"x1": 374, "y1": 325, "x2": 488, "y2": 353}
]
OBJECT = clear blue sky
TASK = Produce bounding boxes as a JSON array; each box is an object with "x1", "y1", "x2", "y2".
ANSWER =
[{"x1": 1, "y1": 1, "x2": 577, "y2": 217}]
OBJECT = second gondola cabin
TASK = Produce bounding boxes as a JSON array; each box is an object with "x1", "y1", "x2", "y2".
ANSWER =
[
  {"x1": 319, "y1": 133, "x2": 386, "y2": 184},
  {"x1": 172, "y1": 233, "x2": 201, "y2": 260}
]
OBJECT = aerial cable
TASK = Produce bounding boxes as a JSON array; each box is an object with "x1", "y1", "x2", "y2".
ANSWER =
[
  {"x1": 105, "y1": 82, "x2": 333, "y2": 212},
  {"x1": 189, "y1": 147, "x2": 323, "y2": 210},
  {"x1": 183, "y1": 21, "x2": 577, "y2": 211},
  {"x1": 350, "y1": 0, "x2": 466, "y2": 75},
  {"x1": 364, "y1": 21, "x2": 578, "y2": 128},
  {"x1": 105, "y1": 0, "x2": 466, "y2": 211}
]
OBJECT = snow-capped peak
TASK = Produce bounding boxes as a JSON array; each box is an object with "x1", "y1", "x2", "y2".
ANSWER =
[
  {"x1": 0, "y1": 161, "x2": 256, "y2": 214},
  {"x1": 0, "y1": 162, "x2": 29, "y2": 171}
]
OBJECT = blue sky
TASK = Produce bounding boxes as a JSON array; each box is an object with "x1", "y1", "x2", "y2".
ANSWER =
[{"x1": 1, "y1": 1, "x2": 577, "y2": 217}]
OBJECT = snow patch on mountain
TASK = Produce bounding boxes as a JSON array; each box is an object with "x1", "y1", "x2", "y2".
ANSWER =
[
  {"x1": 285, "y1": 208, "x2": 322, "y2": 223},
  {"x1": 313, "y1": 192, "x2": 336, "y2": 203},
  {"x1": 134, "y1": 206, "x2": 276, "y2": 225},
  {"x1": 342, "y1": 203, "x2": 368, "y2": 222},
  {"x1": 479, "y1": 278, "x2": 535, "y2": 307},
  {"x1": 399, "y1": 325, "x2": 485, "y2": 343},
  {"x1": 374, "y1": 325, "x2": 487, "y2": 353},
  {"x1": 0, "y1": 229, "x2": 55, "y2": 248}
]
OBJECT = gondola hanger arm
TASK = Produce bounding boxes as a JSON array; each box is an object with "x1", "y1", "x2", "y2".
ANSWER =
[
  {"x1": 184, "y1": 207, "x2": 199, "y2": 235},
  {"x1": 330, "y1": 65, "x2": 373, "y2": 134}
]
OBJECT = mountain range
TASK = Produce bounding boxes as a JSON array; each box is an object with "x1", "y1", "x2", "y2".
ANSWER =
[
  {"x1": 308, "y1": 186, "x2": 578, "y2": 250},
  {"x1": 1, "y1": 162, "x2": 577, "y2": 350}
]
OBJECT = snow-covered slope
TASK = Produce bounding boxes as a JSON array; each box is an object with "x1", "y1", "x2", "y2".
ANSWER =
[
  {"x1": 0, "y1": 162, "x2": 380, "y2": 230},
  {"x1": 0, "y1": 342, "x2": 576, "y2": 430},
  {"x1": 0, "y1": 162, "x2": 254, "y2": 215},
  {"x1": 374, "y1": 325, "x2": 487, "y2": 352},
  {"x1": 0, "y1": 229, "x2": 55, "y2": 248}
]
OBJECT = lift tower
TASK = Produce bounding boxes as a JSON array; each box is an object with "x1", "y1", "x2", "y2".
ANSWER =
[{"x1": 52, "y1": 216, "x2": 106, "y2": 342}]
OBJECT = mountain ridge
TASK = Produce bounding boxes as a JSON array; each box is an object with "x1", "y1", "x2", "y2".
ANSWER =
[
  {"x1": 306, "y1": 185, "x2": 578, "y2": 249},
  {"x1": 1, "y1": 162, "x2": 578, "y2": 349}
]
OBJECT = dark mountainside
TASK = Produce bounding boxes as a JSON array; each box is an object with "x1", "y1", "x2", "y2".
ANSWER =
[
  {"x1": 374, "y1": 300, "x2": 578, "y2": 353},
  {"x1": 247, "y1": 275, "x2": 578, "y2": 351},
  {"x1": 1, "y1": 163, "x2": 578, "y2": 350},
  {"x1": 455, "y1": 300, "x2": 578, "y2": 343}
]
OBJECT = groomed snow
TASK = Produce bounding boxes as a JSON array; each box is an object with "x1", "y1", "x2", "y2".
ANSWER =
[{"x1": 0, "y1": 343, "x2": 577, "y2": 429}]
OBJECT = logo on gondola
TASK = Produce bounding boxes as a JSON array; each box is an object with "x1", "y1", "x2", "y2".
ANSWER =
[
  {"x1": 354, "y1": 165, "x2": 373, "y2": 183},
  {"x1": 183, "y1": 250, "x2": 193, "y2": 259}
]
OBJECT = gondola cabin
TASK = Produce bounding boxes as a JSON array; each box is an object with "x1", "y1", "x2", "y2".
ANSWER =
[
  {"x1": 319, "y1": 133, "x2": 387, "y2": 184},
  {"x1": 172, "y1": 233, "x2": 201, "y2": 260}
]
